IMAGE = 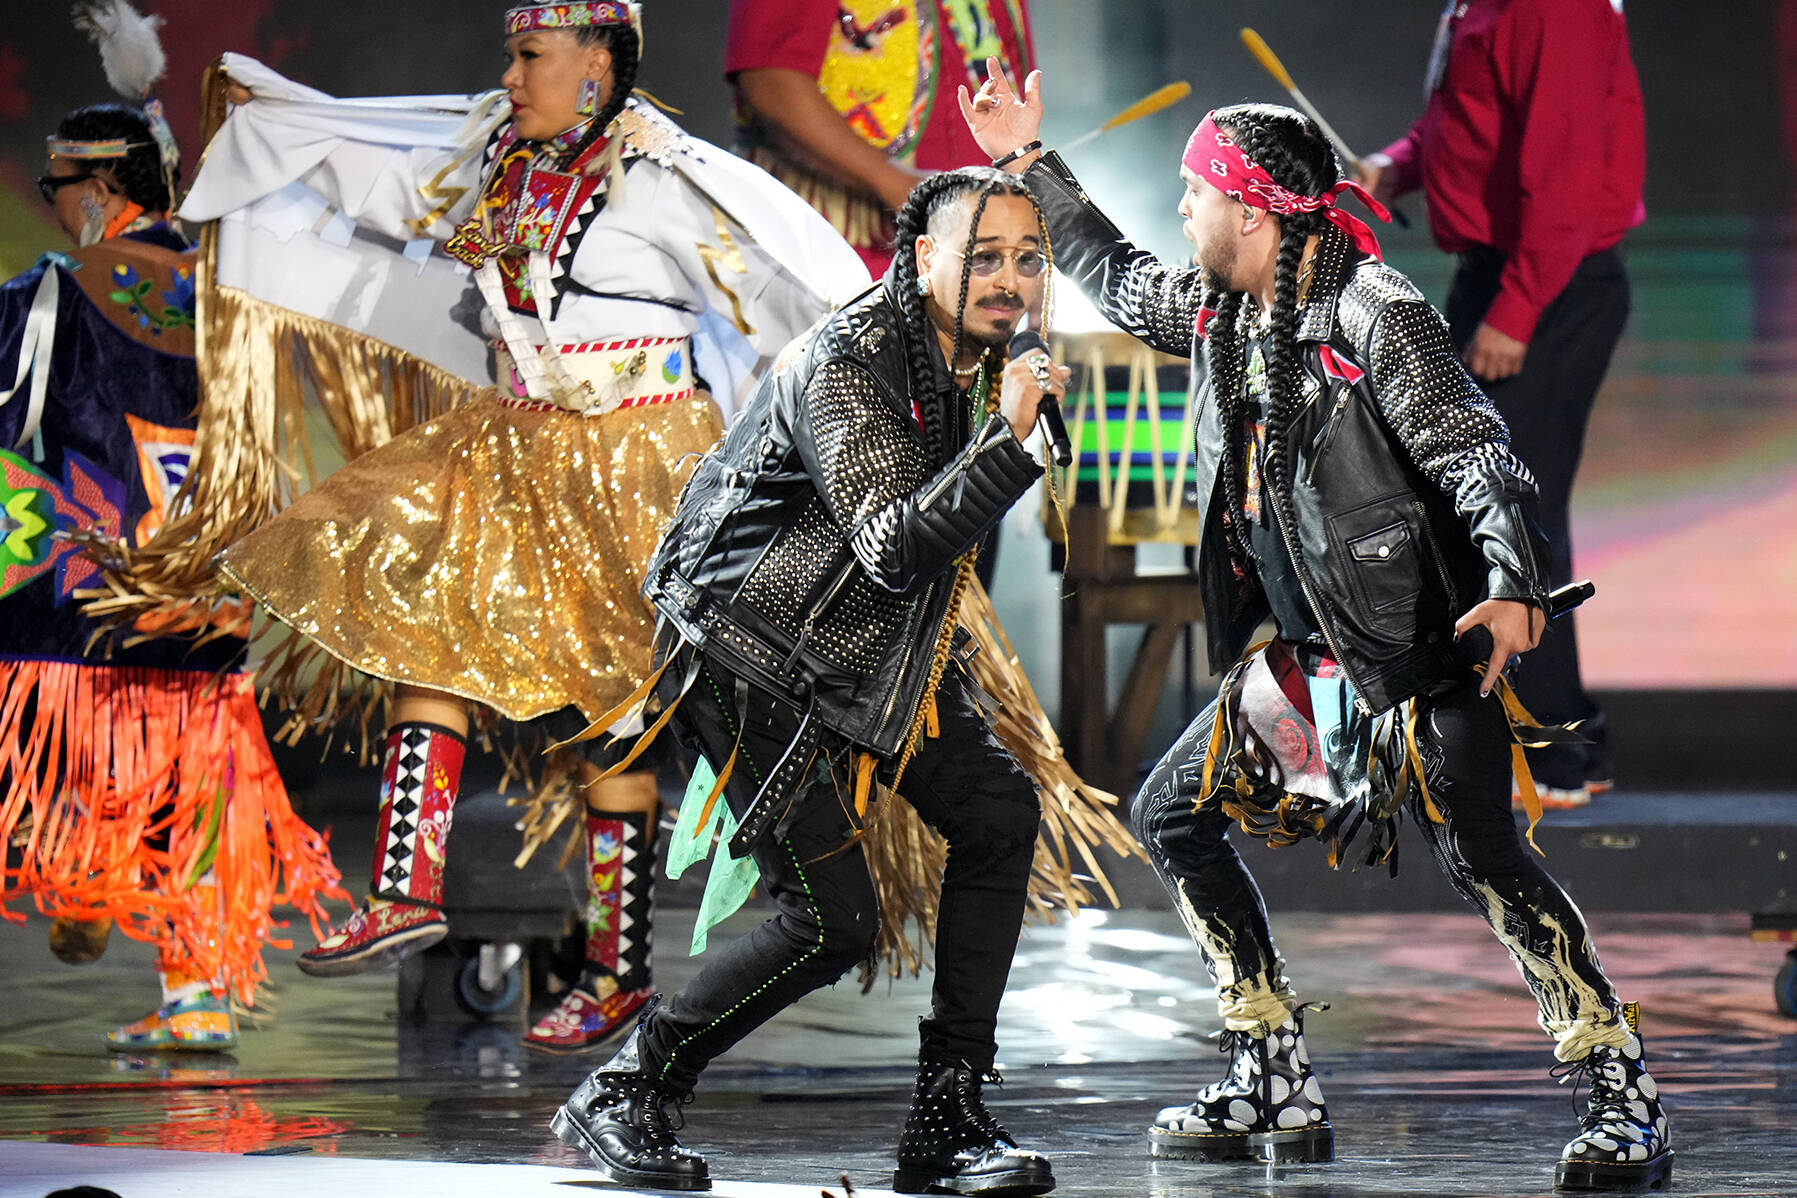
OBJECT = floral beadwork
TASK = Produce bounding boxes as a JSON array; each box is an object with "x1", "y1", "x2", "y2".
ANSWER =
[{"x1": 107, "y1": 262, "x2": 195, "y2": 337}]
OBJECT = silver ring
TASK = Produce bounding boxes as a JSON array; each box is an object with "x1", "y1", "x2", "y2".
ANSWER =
[{"x1": 1027, "y1": 351, "x2": 1054, "y2": 391}]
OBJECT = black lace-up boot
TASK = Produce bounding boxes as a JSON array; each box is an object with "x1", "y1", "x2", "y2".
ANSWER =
[
  {"x1": 551, "y1": 1004, "x2": 709, "y2": 1192},
  {"x1": 892, "y1": 1056, "x2": 1055, "y2": 1195},
  {"x1": 1148, "y1": 1005, "x2": 1332, "y2": 1163},
  {"x1": 1554, "y1": 1016, "x2": 1673, "y2": 1191}
]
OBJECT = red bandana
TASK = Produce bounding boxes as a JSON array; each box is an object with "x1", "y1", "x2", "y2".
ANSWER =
[{"x1": 1182, "y1": 115, "x2": 1391, "y2": 260}]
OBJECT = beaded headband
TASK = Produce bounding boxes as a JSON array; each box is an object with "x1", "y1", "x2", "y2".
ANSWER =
[
  {"x1": 504, "y1": 2, "x2": 634, "y2": 34},
  {"x1": 46, "y1": 135, "x2": 152, "y2": 160}
]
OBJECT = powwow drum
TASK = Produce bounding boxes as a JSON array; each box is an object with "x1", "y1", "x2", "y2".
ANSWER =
[{"x1": 1047, "y1": 330, "x2": 1197, "y2": 545}]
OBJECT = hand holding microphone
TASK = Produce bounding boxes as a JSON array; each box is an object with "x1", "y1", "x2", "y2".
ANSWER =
[{"x1": 1003, "y1": 329, "x2": 1073, "y2": 466}]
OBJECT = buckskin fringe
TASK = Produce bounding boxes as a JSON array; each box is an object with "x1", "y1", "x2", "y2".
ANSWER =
[{"x1": 0, "y1": 661, "x2": 346, "y2": 1003}]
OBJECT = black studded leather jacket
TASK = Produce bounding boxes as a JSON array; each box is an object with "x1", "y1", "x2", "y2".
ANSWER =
[
  {"x1": 642, "y1": 278, "x2": 1042, "y2": 755},
  {"x1": 1026, "y1": 151, "x2": 1549, "y2": 715}
]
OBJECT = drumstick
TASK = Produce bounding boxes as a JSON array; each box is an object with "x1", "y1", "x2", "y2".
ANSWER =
[
  {"x1": 1239, "y1": 28, "x2": 1360, "y2": 170},
  {"x1": 1239, "y1": 28, "x2": 1410, "y2": 226},
  {"x1": 1059, "y1": 81, "x2": 1192, "y2": 151}
]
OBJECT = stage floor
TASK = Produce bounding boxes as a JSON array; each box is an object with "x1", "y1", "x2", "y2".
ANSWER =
[{"x1": 1, "y1": 901, "x2": 1791, "y2": 1197}]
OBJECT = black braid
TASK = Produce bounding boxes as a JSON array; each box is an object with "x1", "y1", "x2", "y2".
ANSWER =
[
  {"x1": 575, "y1": 24, "x2": 638, "y2": 139},
  {"x1": 52, "y1": 104, "x2": 174, "y2": 212},
  {"x1": 887, "y1": 166, "x2": 1035, "y2": 463},
  {"x1": 944, "y1": 188, "x2": 992, "y2": 452},
  {"x1": 1206, "y1": 289, "x2": 1251, "y2": 561},
  {"x1": 1205, "y1": 103, "x2": 1342, "y2": 557}
]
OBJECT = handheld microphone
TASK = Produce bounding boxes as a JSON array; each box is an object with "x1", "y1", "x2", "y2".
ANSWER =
[
  {"x1": 1006, "y1": 329, "x2": 1073, "y2": 467},
  {"x1": 1547, "y1": 579, "x2": 1595, "y2": 621}
]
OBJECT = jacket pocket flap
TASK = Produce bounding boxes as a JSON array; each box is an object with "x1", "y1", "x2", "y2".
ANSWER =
[{"x1": 1348, "y1": 522, "x2": 1411, "y2": 562}]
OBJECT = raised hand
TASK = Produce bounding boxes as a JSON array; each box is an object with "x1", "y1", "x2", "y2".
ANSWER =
[{"x1": 957, "y1": 56, "x2": 1045, "y2": 168}]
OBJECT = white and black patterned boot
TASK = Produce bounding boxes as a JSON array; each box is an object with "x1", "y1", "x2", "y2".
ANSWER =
[
  {"x1": 1148, "y1": 1006, "x2": 1332, "y2": 1163},
  {"x1": 1554, "y1": 1017, "x2": 1672, "y2": 1191},
  {"x1": 893, "y1": 1056, "x2": 1055, "y2": 1195}
]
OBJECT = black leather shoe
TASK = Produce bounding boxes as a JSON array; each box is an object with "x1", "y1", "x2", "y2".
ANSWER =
[
  {"x1": 892, "y1": 1057, "x2": 1054, "y2": 1196},
  {"x1": 551, "y1": 1017, "x2": 710, "y2": 1192}
]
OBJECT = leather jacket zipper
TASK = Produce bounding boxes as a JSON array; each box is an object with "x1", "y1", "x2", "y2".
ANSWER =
[
  {"x1": 1266, "y1": 470, "x2": 1373, "y2": 716},
  {"x1": 918, "y1": 426, "x2": 1006, "y2": 511},
  {"x1": 1301, "y1": 389, "x2": 1352, "y2": 485},
  {"x1": 1412, "y1": 499, "x2": 1459, "y2": 612},
  {"x1": 780, "y1": 554, "x2": 859, "y2": 675}
]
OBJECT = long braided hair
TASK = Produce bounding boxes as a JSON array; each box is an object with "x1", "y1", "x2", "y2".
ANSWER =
[
  {"x1": 1202, "y1": 103, "x2": 1342, "y2": 562},
  {"x1": 885, "y1": 166, "x2": 1047, "y2": 464},
  {"x1": 573, "y1": 23, "x2": 639, "y2": 143},
  {"x1": 52, "y1": 104, "x2": 175, "y2": 213}
]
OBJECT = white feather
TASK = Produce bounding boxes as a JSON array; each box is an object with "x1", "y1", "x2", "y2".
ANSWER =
[{"x1": 71, "y1": 0, "x2": 167, "y2": 100}]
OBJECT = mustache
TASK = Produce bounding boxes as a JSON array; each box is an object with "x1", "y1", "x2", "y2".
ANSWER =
[{"x1": 975, "y1": 292, "x2": 1026, "y2": 311}]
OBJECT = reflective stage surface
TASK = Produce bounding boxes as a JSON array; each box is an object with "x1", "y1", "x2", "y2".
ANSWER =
[{"x1": 1, "y1": 901, "x2": 1792, "y2": 1197}]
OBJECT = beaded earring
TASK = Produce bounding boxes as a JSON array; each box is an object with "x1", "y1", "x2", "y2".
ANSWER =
[{"x1": 576, "y1": 77, "x2": 603, "y2": 118}]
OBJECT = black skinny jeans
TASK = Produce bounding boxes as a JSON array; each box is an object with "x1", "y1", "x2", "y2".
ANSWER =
[
  {"x1": 1131, "y1": 673, "x2": 1619, "y2": 1045},
  {"x1": 638, "y1": 654, "x2": 1040, "y2": 1093}
]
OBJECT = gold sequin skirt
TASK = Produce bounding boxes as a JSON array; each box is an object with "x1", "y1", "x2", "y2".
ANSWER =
[{"x1": 220, "y1": 391, "x2": 722, "y2": 722}]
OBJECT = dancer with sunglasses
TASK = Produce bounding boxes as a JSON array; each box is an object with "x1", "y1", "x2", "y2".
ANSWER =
[
  {"x1": 550, "y1": 166, "x2": 1065, "y2": 1196},
  {"x1": 1, "y1": 0, "x2": 341, "y2": 1052}
]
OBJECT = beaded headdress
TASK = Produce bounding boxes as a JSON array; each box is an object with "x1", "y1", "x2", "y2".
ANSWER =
[{"x1": 503, "y1": 2, "x2": 637, "y2": 35}]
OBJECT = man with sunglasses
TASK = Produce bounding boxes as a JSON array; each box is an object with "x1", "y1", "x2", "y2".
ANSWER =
[{"x1": 551, "y1": 166, "x2": 1066, "y2": 1196}]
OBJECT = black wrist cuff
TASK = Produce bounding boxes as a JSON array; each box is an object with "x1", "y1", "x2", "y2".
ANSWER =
[{"x1": 992, "y1": 139, "x2": 1042, "y2": 168}]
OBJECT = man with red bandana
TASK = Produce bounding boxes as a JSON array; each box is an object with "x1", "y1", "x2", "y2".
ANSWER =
[
  {"x1": 1359, "y1": 0, "x2": 1647, "y2": 807},
  {"x1": 726, "y1": 0, "x2": 1033, "y2": 276},
  {"x1": 965, "y1": 59, "x2": 1671, "y2": 1193}
]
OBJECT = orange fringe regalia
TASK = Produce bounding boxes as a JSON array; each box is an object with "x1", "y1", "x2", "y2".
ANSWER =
[
  {"x1": 0, "y1": 663, "x2": 341, "y2": 1004},
  {"x1": 0, "y1": 210, "x2": 344, "y2": 1004}
]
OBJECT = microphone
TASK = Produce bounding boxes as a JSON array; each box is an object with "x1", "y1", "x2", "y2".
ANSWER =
[
  {"x1": 1006, "y1": 329, "x2": 1073, "y2": 467},
  {"x1": 1547, "y1": 579, "x2": 1595, "y2": 621}
]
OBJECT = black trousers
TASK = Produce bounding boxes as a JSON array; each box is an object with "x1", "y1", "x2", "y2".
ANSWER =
[
  {"x1": 1447, "y1": 248, "x2": 1631, "y2": 785},
  {"x1": 1131, "y1": 674, "x2": 1619, "y2": 1044},
  {"x1": 637, "y1": 654, "x2": 1040, "y2": 1093}
]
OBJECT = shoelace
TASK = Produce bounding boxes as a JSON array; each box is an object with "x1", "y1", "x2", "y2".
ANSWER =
[
  {"x1": 1551, "y1": 1052, "x2": 1622, "y2": 1125},
  {"x1": 1213, "y1": 1028, "x2": 1252, "y2": 1060},
  {"x1": 970, "y1": 1069, "x2": 1010, "y2": 1143},
  {"x1": 636, "y1": 1085, "x2": 695, "y2": 1137},
  {"x1": 590, "y1": 1078, "x2": 693, "y2": 1138}
]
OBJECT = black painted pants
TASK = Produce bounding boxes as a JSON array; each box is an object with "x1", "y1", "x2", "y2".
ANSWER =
[
  {"x1": 1447, "y1": 248, "x2": 1631, "y2": 786},
  {"x1": 637, "y1": 655, "x2": 1040, "y2": 1093},
  {"x1": 1132, "y1": 673, "x2": 1622, "y2": 1058}
]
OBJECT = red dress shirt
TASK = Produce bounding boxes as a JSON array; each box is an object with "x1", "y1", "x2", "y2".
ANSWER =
[{"x1": 1379, "y1": 0, "x2": 1646, "y2": 342}]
